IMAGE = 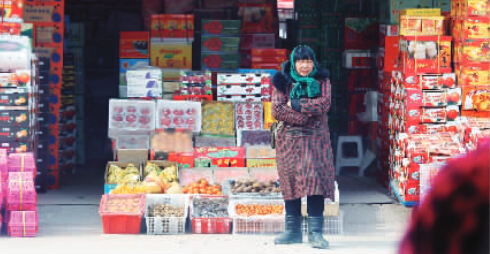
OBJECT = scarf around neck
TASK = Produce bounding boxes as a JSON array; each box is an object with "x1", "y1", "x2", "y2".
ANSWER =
[{"x1": 289, "y1": 46, "x2": 321, "y2": 99}]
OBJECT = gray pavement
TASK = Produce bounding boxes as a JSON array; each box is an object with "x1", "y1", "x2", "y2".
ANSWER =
[{"x1": 0, "y1": 171, "x2": 413, "y2": 254}]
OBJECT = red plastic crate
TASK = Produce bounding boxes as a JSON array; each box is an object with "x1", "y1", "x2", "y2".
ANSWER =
[
  {"x1": 8, "y1": 153, "x2": 36, "y2": 175},
  {"x1": 8, "y1": 211, "x2": 37, "y2": 237},
  {"x1": 191, "y1": 218, "x2": 231, "y2": 234},
  {"x1": 99, "y1": 194, "x2": 145, "y2": 234},
  {"x1": 5, "y1": 209, "x2": 39, "y2": 233}
]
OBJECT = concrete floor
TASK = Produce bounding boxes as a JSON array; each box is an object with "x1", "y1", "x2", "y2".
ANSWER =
[{"x1": 0, "y1": 166, "x2": 413, "y2": 254}]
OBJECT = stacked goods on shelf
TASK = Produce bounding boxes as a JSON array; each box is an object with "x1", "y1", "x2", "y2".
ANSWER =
[
  {"x1": 119, "y1": 31, "x2": 150, "y2": 98},
  {"x1": 194, "y1": 147, "x2": 246, "y2": 168},
  {"x1": 451, "y1": 0, "x2": 489, "y2": 119},
  {"x1": 23, "y1": 0, "x2": 65, "y2": 189},
  {"x1": 200, "y1": 20, "x2": 241, "y2": 71},
  {"x1": 59, "y1": 53, "x2": 76, "y2": 175},
  {"x1": 217, "y1": 73, "x2": 272, "y2": 102},
  {"x1": 174, "y1": 71, "x2": 212, "y2": 101},
  {"x1": 250, "y1": 49, "x2": 287, "y2": 71},
  {"x1": 376, "y1": 25, "x2": 399, "y2": 187},
  {"x1": 5, "y1": 153, "x2": 39, "y2": 237},
  {"x1": 150, "y1": 14, "x2": 193, "y2": 70}
]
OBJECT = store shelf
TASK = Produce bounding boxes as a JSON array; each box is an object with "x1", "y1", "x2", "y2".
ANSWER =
[{"x1": 390, "y1": 179, "x2": 418, "y2": 207}]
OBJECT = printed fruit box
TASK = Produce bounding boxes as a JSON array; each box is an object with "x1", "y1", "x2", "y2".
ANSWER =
[
  {"x1": 399, "y1": 73, "x2": 457, "y2": 90},
  {"x1": 0, "y1": 110, "x2": 30, "y2": 127},
  {"x1": 454, "y1": 39, "x2": 490, "y2": 63},
  {"x1": 217, "y1": 73, "x2": 271, "y2": 85},
  {"x1": 217, "y1": 83, "x2": 270, "y2": 97},
  {"x1": 403, "y1": 88, "x2": 462, "y2": 107},
  {"x1": 0, "y1": 0, "x2": 23, "y2": 23},
  {"x1": 452, "y1": 16, "x2": 490, "y2": 40},
  {"x1": 150, "y1": 43, "x2": 192, "y2": 69},
  {"x1": 119, "y1": 59, "x2": 150, "y2": 86},
  {"x1": 0, "y1": 90, "x2": 29, "y2": 107},
  {"x1": 462, "y1": 88, "x2": 490, "y2": 112},
  {"x1": 202, "y1": 20, "x2": 241, "y2": 36},
  {"x1": 0, "y1": 23, "x2": 21, "y2": 35},
  {"x1": 156, "y1": 100, "x2": 202, "y2": 132},
  {"x1": 217, "y1": 94, "x2": 271, "y2": 103},
  {"x1": 201, "y1": 101, "x2": 235, "y2": 136},
  {"x1": 23, "y1": 4, "x2": 63, "y2": 24},
  {"x1": 201, "y1": 36, "x2": 240, "y2": 52},
  {"x1": 398, "y1": 36, "x2": 452, "y2": 74},
  {"x1": 119, "y1": 31, "x2": 149, "y2": 59},
  {"x1": 0, "y1": 70, "x2": 31, "y2": 88},
  {"x1": 179, "y1": 71, "x2": 212, "y2": 96},
  {"x1": 0, "y1": 141, "x2": 34, "y2": 153},
  {"x1": 456, "y1": 62, "x2": 490, "y2": 87},
  {"x1": 194, "y1": 147, "x2": 245, "y2": 159},
  {"x1": 108, "y1": 99, "x2": 156, "y2": 131},
  {"x1": 239, "y1": 34, "x2": 275, "y2": 50},
  {"x1": 201, "y1": 52, "x2": 240, "y2": 70},
  {"x1": 457, "y1": 0, "x2": 490, "y2": 17},
  {"x1": 403, "y1": 105, "x2": 460, "y2": 124},
  {"x1": 35, "y1": 25, "x2": 63, "y2": 46},
  {"x1": 400, "y1": 15, "x2": 445, "y2": 36},
  {"x1": 150, "y1": 14, "x2": 194, "y2": 41},
  {"x1": 235, "y1": 103, "x2": 263, "y2": 130},
  {"x1": 0, "y1": 126, "x2": 31, "y2": 142}
]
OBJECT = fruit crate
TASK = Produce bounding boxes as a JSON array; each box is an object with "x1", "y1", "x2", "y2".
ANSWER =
[
  {"x1": 145, "y1": 194, "x2": 189, "y2": 235},
  {"x1": 230, "y1": 199, "x2": 285, "y2": 234},
  {"x1": 190, "y1": 195, "x2": 231, "y2": 234},
  {"x1": 99, "y1": 194, "x2": 146, "y2": 234},
  {"x1": 5, "y1": 209, "x2": 39, "y2": 233},
  {"x1": 8, "y1": 211, "x2": 37, "y2": 237},
  {"x1": 6, "y1": 180, "x2": 37, "y2": 211},
  {"x1": 301, "y1": 210, "x2": 344, "y2": 235}
]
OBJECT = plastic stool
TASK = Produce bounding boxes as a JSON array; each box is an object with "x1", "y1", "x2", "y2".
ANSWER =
[{"x1": 335, "y1": 136, "x2": 364, "y2": 176}]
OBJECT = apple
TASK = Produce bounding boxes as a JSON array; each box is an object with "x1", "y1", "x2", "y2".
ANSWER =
[
  {"x1": 448, "y1": 91, "x2": 460, "y2": 104},
  {"x1": 162, "y1": 108, "x2": 172, "y2": 117},
  {"x1": 126, "y1": 114, "x2": 137, "y2": 123},
  {"x1": 17, "y1": 72, "x2": 30, "y2": 84},
  {"x1": 477, "y1": 101, "x2": 489, "y2": 111},
  {"x1": 112, "y1": 115, "x2": 123, "y2": 122},
  {"x1": 113, "y1": 106, "x2": 124, "y2": 113},
  {"x1": 139, "y1": 116, "x2": 151, "y2": 125},
  {"x1": 236, "y1": 115, "x2": 244, "y2": 121},
  {"x1": 237, "y1": 120, "x2": 244, "y2": 128},
  {"x1": 173, "y1": 109, "x2": 184, "y2": 116},
  {"x1": 141, "y1": 107, "x2": 150, "y2": 115},
  {"x1": 186, "y1": 108, "x2": 196, "y2": 116},
  {"x1": 246, "y1": 115, "x2": 253, "y2": 121},
  {"x1": 186, "y1": 118, "x2": 195, "y2": 126},
  {"x1": 173, "y1": 117, "x2": 184, "y2": 126}
]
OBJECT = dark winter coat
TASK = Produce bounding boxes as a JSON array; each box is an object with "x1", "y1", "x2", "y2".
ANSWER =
[{"x1": 272, "y1": 61, "x2": 335, "y2": 201}]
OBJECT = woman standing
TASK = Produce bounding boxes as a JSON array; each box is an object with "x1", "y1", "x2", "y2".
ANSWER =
[{"x1": 272, "y1": 45, "x2": 335, "y2": 249}]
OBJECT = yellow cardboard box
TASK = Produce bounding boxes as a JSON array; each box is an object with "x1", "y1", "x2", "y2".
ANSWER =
[{"x1": 150, "y1": 43, "x2": 192, "y2": 69}]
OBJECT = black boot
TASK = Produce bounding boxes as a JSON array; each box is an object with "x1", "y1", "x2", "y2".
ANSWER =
[
  {"x1": 308, "y1": 216, "x2": 329, "y2": 249},
  {"x1": 274, "y1": 215, "x2": 303, "y2": 244}
]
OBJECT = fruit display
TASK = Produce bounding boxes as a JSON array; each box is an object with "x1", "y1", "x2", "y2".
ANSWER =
[
  {"x1": 201, "y1": 102, "x2": 234, "y2": 136},
  {"x1": 191, "y1": 196, "x2": 229, "y2": 218},
  {"x1": 179, "y1": 71, "x2": 212, "y2": 96},
  {"x1": 235, "y1": 102, "x2": 263, "y2": 130},
  {"x1": 109, "y1": 99, "x2": 155, "y2": 130},
  {"x1": 156, "y1": 100, "x2": 202, "y2": 132},
  {"x1": 230, "y1": 179, "x2": 281, "y2": 195},
  {"x1": 106, "y1": 163, "x2": 141, "y2": 184},
  {"x1": 183, "y1": 178, "x2": 223, "y2": 195},
  {"x1": 234, "y1": 204, "x2": 284, "y2": 217},
  {"x1": 150, "y1": 129, "x2": 193, "y2": 153},
  {"x1": 141, "y1": 163, "x2": 181, "y2": 194},
  {"x1": 110, "y1": 183, "x2": 146, "y2": 195},
  {"x1": 101, "y1": 195, "x2": 143, "y2": 214},
  {"x1": 149, "y1": 204, "x2": 186, "y2": 217}
]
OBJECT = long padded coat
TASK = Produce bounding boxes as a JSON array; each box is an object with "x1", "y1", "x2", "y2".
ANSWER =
[{"x1": 271, "y1": 61, "x2": 335, "y2": 201}]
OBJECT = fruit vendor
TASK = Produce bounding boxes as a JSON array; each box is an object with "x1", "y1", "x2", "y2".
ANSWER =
[{"x1": 271, "y1": 45, "x2": 334, "y2": 249}]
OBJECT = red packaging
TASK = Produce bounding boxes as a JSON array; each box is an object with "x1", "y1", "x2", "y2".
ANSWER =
[
  {"x1": 403, "y1": 88, "x2": 462, "y2": 107},
  {"x1": 399, "y1": 73, "x2": 457, "y2": 89},
  {"x1": 453, "y1": 16, "x2": 490, "y2": 40},
  {"x1": 376, "y1": 37, "x2": 399, "y2": 72},
  {"x1": 379, "y1": 24, "x2": 399, "y2": 47},
  {"x1": 251, "y1": 49, "x2": 287, "y2": 58},
  {"x1": 0, "y1": 0, "x2": 24, "y2": 23},
  {"x1": 403, "y1": 105, "x2": 460, "y2": 124},
  {"x1": 150, "y1": 14, "x2": 194, "y2": 40},
  {"x1": 462, "y1": 87, "x2": 490, "y2": 113},
  {"x1": 454, "y1": 39, "x2": 490, "y2": 63},
  {"x1": 119, "y1": 31, "x2": 149, "y2": 58},
  {"x1": 237, "y1": 3, "x2": 276, "y2": 34},
  {"x1": 398, "y1": 36, "x2": 452, "y2": 74},
  {"x1": 400, "y1": 179, "x2": 420, "y2": 202},
  {"x1": 0, "y1": 23, "x2": 21, "y2": 35},
  {"x1": 457, "y1": 62, "x2": 490, "y2": 87}
]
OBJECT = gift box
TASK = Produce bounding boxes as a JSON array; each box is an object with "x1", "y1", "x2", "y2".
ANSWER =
[
  {"x1": 462, "y1": 87, "x2": 490, "y2": 112},
  {"x1": 150, "y1": 43, "x2": 192, "y2": 69},
  {"x1": 453, "y1": 39, "x2": 490, "y2": 63},
  {"x1": 377, "y1": 36, "x2": 400, "y2": 72},
  {"x1": 194, "y1": 147, "x2": 245, "y2": 167},
  {"x1": 150, "y1": 14, "x2": 194, "y2": 41},
  {"x1": 400, "y1": 15, "x2": 445, "y2": 36},
  {"x1": 201, "y1": 102, "x2": 235, "y2": 136},
  {"x1": 235, "y1": 103, "x2": 263, "y2": 130},
  {"x1": 402, "y1": 88, "x2": 462, "y2": 107},
  {"x1": 201, "y1": 52, "x2": 240, "y2": 71},
  {"x1": 119, "y1": 32, "x2": 149, "y2": 58},
  {"x1": 119, "y1": 59, "x2": 150, "y2": 86},
  {"x1": 179, "y1": 71, "x2": 212, "y2": 96},
  {"x1": 379, "y1": 25, "x2": 399, "y2": 47},
  {"x1": 202, "y1": 20, "x2": 241, "y2": 36},
  {"x1": 240, "y1": 34, "x2": 275, "y2": 50},
  {"x1": 398, "y1": 72, "x2": 457, "y2": 90},
  {"x1": 156, "y1": 100, "x2": 202, "y2": 132},
  {"x1": 452, "y1": 16, "x2": 490, "y2": 40},
  {"x1": 398, "y1": 36, "x2": 452, "y2": 74},
  {"x1": 201, "y1": 36, "x2": 240, "y2": 52},
  {"x1": 456, "y1": 62, "x2": 490, "y2": 87}
]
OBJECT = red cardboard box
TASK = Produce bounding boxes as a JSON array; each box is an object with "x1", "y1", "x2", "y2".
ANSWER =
[
  {"x1": 452, "y1": 16, "x2": 490, "y2": 40},
  {"x1": 237, "y1": 3, "x2": 276, "y2": 34},
  {"x1": 403, "y1": 88, "x2": 462, "y2": 107},
  {"x1": 251, "y1": 49, "x2": 287, "y2": 58},
  {"x1": 0, "y1": 23, "x2": 21, "y2": 35},
  {"x1": 119, "y1": 31, "x2": 149, "y2": 58},
  {"x1": 240, "y1": 34, "x2": 275, "y2": 50},
  {"x1": 379, "y1": 24, "x2": 399, "y2": 47},
  {"x1": 398, "y1": 36, "x2": 452, "y2": 74},
  {"x1": 400, "y1": 179, "x2": 420, "y2": 202},
  {"x1": 457, "y1": 62, "x2": 490, "y2": 87},
  {"x1": 454, "y1": 39, "x2": 490, "y2": 63},
  {"x1": 150, "y1": 14, "x2": 194, "y2": 40},
  {"x1": 399, "y1": 73, "x2": 457, "y2": 89},
  {"x1": 379, "y1": 36, "x2": 399, "y2": 72},
  {"x1": 0, "y1": 0, "x2": 24, "y2": 23}
]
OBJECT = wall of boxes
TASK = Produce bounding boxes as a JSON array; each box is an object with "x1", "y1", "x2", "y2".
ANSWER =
[{"x1": 22, "y1": 0, "x2": 66, "y2": 189}]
